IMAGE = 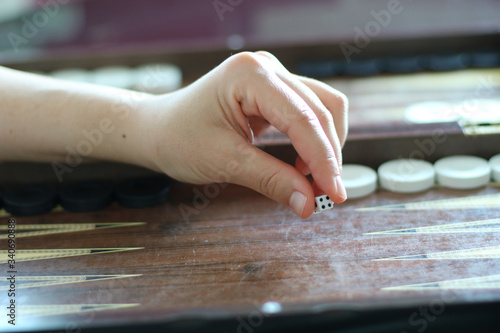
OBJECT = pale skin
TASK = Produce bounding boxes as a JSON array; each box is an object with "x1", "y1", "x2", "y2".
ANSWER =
[{"x1": 0, "y1": 51, "x2": 348, "y2": 218}]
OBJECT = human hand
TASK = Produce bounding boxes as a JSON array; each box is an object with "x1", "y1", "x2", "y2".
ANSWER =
[{"x1": 141, "y1": 51, "x2": 348, "y2": 218}]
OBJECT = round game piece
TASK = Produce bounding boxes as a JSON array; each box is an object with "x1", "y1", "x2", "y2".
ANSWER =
[
  {"x1": 457, "y1": 99, "x2": 500, "y2": 124},
  {"x1": 384, "y1": 56, "x2": 422, "y2": 73},
  {"x1": 471, "y1": 51, "x2": 500, "y2": 68},
  {"x1": 59, "y1": 181, "x2": 114, "y2": 212},
  {"x1": 50, "y1": 68, "x2": 94, "y2": 83},
  {"x1": 423, "y1": 53, "x2": 470, "y2": 71},
  {"x1": 133, "y1": 63, "x2": 182, "y2": 94},
  {"x1": 296, "y1": 60, "x2": 342, "y2": 78},
  {"x1": 378, "y1": 159, "x2": 435, "y2": 193},
  {"x1": 93, "y1": 66, "x2": 135, "y2": 89},
  {"x1": 489, "y1": 154, "x2": 500, "y2": 183},
  {"x1": 343, "y1": 59, "x2": 381, "y2": 76},
  {"x1": 4, "y1": 184, "x2": 58, "y2": 216},
  {"x1": 341, "y1": 164, "x2": 378, "y2": 199},
  {"x1": 434, "y1": 155, "x2": 491, "y2": 190},
  {"x1": 405, "y1": 101, "x2": 458, "y2": 124},
  {"x1": 115, "y1": 177, "x2": 170, "y2": 209}
]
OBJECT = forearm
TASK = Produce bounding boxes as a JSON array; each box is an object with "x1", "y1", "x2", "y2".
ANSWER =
[{"x1": 0, "y1": 66, "x2": 156, "y2": 170}]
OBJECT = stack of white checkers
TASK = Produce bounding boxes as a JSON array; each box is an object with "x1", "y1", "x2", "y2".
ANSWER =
[
  {"x1": 336, "y1": 154, "x2": 500, "y2": 201},
  {"x1": 49, "y1": 63, "x2": 183, "y2": 94}
]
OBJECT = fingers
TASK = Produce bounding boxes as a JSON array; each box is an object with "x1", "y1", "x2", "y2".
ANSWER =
[
  {"x1": 230, "y1": 138, "x2": 316, "y2": 218},
  {"x1": 228, "y1": 52, "x2": 347, "y2": 203},
  {"x1": 244, "y1": 78, "x2": 342, "y2": 201},
  {"x1": 255, "y1": 51, "x2": 346, "y2": 170},
  {"x1": 298, "y1": 77, "x2": 349, "y2": 147}
]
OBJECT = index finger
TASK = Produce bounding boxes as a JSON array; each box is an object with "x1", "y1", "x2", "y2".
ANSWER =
[{"x1": 236, "y1": 70, "x2": 346, "y2": 202}]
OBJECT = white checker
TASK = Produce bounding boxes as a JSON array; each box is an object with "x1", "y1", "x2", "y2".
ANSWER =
[
  {"x1": 341, "y1": 164, "x2": 377, "y2": 199},
  {"x1": 133, "y1": 63, "x2": 182, "y2": 94},
  {"x1": 51, "y1": 68, "x2": 93, "y2": 83},
  {"x1": 313, "y1": 194, "x2": 333, "y2": 214},
  {"x1": 405, "y1": 101, "x2": 458, "y2": 124},
  {"x1": 457, "y1": 99, "x2": 500, "y2": 123},
  {"x1": 378, "y1": 159, "x2": 435, "y2": 193},
  {"x1": 93, "y1": 66, "x2": 135, "y2": 89},
  {"x1": 434, "y1": 155, "x2": 491, "y2": 190},
  {"x1": 489, "y1": 154, "x2": 500, "y2": 183}
]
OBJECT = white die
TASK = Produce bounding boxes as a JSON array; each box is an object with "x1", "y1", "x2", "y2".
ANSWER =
[{"x1": 313, "y1": 195, "x2": 334, "y2": 214}]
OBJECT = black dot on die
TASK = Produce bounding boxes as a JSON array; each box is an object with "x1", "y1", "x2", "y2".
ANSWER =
[
  {"x1": 326, "y1": 196, "x2": 330, "y2": 200},
  {"x1": 321, "y1": 205, "x2": 326, "y2": 209},
  {"x1": 319, "y1": 198, "x2": 324, "y2": 202},
  {"x1": 328, "y1": 203, "x2": 332, "y2": 208}
]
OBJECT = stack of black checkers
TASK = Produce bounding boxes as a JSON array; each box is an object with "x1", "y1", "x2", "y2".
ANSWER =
[
  {"x1": 296, "y1": 50, "x2": 500, "y2": 77},
  {"x1": 1, "y1": 177, "x2": 170, "y2": 217}
]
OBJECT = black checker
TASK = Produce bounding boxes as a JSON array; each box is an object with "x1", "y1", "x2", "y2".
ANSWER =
[
  {"x1": 4, "y1": 184, "x2": 58, "y2": 216},
  {"x1": 115, "y1": 177, "x2": 170, "y2": 209},
  {"x1": 59, "y1": 181, "x2": 114, "y2": 212}
]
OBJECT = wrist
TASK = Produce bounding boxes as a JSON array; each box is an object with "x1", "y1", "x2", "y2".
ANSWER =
[{"x1": 92, "y1": 89, "x2": 160, "y2": 172}]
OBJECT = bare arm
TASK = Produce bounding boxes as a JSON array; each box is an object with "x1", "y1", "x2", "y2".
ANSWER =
[
  {"x1": 0, "y1": 66, "x2": 155, "y2": 169},
  {"x1": 0, "y1": 52, "x2": 348, "y2": 218}
]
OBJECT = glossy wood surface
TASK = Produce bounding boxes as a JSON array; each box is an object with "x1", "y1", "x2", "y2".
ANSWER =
[{"x1": 2, "y1": 181, "x2": 500, "y2": 331}]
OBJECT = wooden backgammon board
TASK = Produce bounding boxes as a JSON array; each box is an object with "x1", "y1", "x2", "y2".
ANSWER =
[{"x1": 1, "y1": 68, "x2": 500, "y2": 333}]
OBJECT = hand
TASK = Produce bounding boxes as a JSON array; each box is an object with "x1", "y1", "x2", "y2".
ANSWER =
[{"x1": 141, "y1": 51, "x2": 348, "y2": 218}]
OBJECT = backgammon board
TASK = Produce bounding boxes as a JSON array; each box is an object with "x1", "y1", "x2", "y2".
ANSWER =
[{"x1": 1, "y1": 68, "x2": 500, "y2": 333}]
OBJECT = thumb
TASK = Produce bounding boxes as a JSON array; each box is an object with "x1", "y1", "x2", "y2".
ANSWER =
[{"x1": 231, "y1": 141, "x2": 315, "y2": 218}]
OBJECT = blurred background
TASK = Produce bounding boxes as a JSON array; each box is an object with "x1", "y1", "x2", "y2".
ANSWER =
[
  {"x1": 0, "y1": 0, "x2": 499, "y2": 78},
  {"x1": 1, "y1": 0, "x2": 499, "y2": 132}
]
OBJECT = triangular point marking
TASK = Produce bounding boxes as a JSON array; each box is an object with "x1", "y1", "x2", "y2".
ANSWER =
[
  {"x1": 0, "y1": 222, "x2": 146, "y2": 239},
  {"x1": 358, "y1": 193, "x2": 500, "y2": 211},
  {"x1": 0, "y1": 247, "x2": 144, "y2": 263},
  {"x1": 384, "y1": 274, "x2": 500, "y2": 290},
  {"x1": 375, "y1": 245, "x2": 500, "y2": 261},
  {"x1": 365, "y1": 218, "x2": 500, "y2": 235},
  {"x1": 0, "y1": 274, "x2": 142, "y2": 290}
]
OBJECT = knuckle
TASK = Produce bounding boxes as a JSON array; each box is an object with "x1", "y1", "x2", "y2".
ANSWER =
[
  {"x1": 257, "y1": 169, "x2": 281, "y2": 199},
  {"x1": 227, "y1": 51, "x2": 264, "y2": 71},
  {"x1": 255, "y1": 50, "x2": 276, "y2": 60},
  {"x1": 334, "y1": 91, "x2": 349, "y2": 113},
  {"x1": 294, "y1": 109, "x2": 316, "y2": 126},
  {"x1": 316, "y1": 109, "x2": 334, "y2": 125}
]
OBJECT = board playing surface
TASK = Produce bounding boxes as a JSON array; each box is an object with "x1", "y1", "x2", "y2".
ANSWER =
[{"x1": 1, "y1": 181, "x2": 500, "y2": 332}]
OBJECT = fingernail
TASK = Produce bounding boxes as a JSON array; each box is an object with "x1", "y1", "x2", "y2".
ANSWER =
[
  {"x1": 289, "y1": 191, "x2": 307, "y2": 217},
  {"x1": 335, "y1": 176, "x2": 347, "y2": 200}
]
